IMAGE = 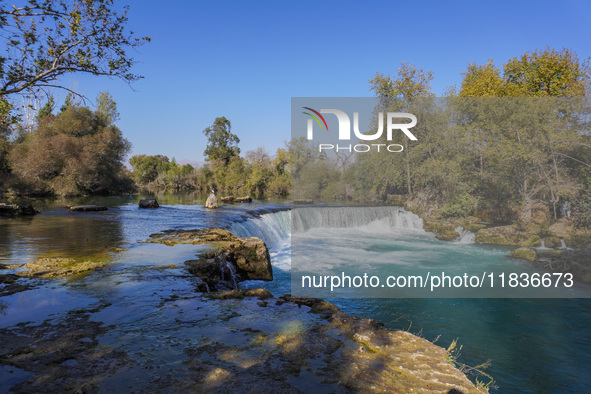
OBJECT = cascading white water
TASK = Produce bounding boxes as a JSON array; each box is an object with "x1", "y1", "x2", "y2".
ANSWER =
[
  {"x1": 224, "y1": 260, "x2": 238, "y2": 289},
  {"x1": 229, "y1": 210, "x2": 291, "y2": 248},
  {"x1": 454, "y1": 226, "x2": 476, "y2": 244},
  {"x1": 291, "y1": 206, "x2": 424, "y2": 233},
  {"x1": 229, "y1": 206, "x2": 425, "y2": 247}
]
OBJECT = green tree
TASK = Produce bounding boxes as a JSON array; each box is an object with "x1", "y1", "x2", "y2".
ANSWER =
[
  {"x1": 202, "y1": 116, "x2": 240, "y2": 165},
  {"x1": 460, "y1": 48, "x2": 591, "y2": 98},
  {"x1": 0, "y1": 1, "x2": 150, "y2": 98},
  {"x1": 9, "y1": 102, "x2": 132, "y2": 196},
  {"x1": 368, "y1": 63, "x2": 435, "y2": 196},
  {"x1": 35, "y1": 96, "x2": 55, "y2": 122},
  {"x1": 96, "y1": 91, "x2": 120, "y2": 126},
  {"x1": 129, "y1": 154, "x2": 170, "y2": 185},
  {"x1": 504, "y1": 48, "x2": 591, "y2": 97}
]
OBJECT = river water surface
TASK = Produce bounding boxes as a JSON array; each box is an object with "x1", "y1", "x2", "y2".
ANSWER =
[{"x1": 1, "y1": 193, "x2": 590, "y2": 392}]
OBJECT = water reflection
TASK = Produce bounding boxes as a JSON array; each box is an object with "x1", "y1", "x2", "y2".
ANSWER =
[{"x1": 0, "y1": 210, "x2": 125, "y2": 265}]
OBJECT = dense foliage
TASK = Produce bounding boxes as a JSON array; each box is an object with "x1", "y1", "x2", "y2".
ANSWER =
[
  {"x1": 4, "y1": 93, "x2": 132, "y2": 196},
  {"x1": 293, "y1": 48, "x2": 591, "y2": 227}
]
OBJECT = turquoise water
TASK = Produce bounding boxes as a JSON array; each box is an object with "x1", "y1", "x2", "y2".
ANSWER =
[{"x1": 1, "y1": 196, "x2": 590, "y2": 392}]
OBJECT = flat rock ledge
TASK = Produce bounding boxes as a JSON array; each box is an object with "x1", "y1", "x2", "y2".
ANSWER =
[
  {"x1": 0, "y1": 289, "x2": 487, "y2": 393},
  {"x1": 220, "y1": 196, "x2": 253, "y2": 204},
  {"x1": 68, "y1": 205, "x2": 108, "y2": 212},
  {"x1": 146, "y1": 228, "x2": 273, "y2": 289},
  {"x1": 180, "y1": 292, "x2": 487, "y2": 393},
  {"x1": 274, "y1": 295, "x2": 487, "y2": 393},
  {"x1": 0, "y1": 203, "x2": 38, "y2": 217},
  {"x1": 15, "y1": 257, "x2": 106, "y2": 278}
]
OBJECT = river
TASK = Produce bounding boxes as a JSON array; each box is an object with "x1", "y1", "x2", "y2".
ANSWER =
[{"x1": 1, "y1": 193, "x2": 590, "y2": 392}]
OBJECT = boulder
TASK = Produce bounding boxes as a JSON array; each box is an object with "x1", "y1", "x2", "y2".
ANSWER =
[
  {"x1": 139, "y1": 199, "x2": 159, "y2": 209},
  {"x1": 508, "y1": 247, "x2": 539, "y2": 262},
  {"x1": 228, "y1": 237, "x2": 273, "y2": 281},
  {"x1": 0, "y1": 203, "x2": 38, "y2": 217},
  {"x1": 148, "y1": 228, "x2": 273, "y2": 287},
  {"x1": 544, "y1": 236, "x2": 561, "y2": 248},
  {"x1": 436, "y1": 230, "x2": 460, "y2": 241},
  {"x1": 68, "y1": 205, "x2": 107, "y2": 212},
  {"x1": 235, "y1": 196, "x2": 252, "y2": 203},
  {"x1": 185, "y1": 258, "x2": 223, "y2": 285},
  {"x1": 205, "y1": 193, "x2": 218, "y2": 209},
  {"x1": 220, "y1": 196, "x2": 234, "y2": 203}
]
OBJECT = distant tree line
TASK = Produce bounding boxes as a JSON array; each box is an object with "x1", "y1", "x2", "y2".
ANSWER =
[
  {"x1": 292, "y1": 48, "x2": 591, "y2": 228},
  {"x1": 129, "y1": 116, "x2": 290, "y2": 197}
]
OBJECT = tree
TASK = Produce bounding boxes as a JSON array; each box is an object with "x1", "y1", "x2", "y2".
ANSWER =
[
  {"x1": 129, "y1": 154, "x2": 170, "y2": 185},
  {"x1": 504, "y1": 48, "x2": 591, "y2": 97},
  {"x1": 9, "y1": 100, "x2": 132, "y2": 196},
  {"x1": 96, "y1": 91, "x2": 119, "y2": 125},
  {"x1": 202, "y1": 116, "x2": 240, "y2": 165},
  {"x1": 459, "y1": 60, "x2": 507, "y2": 97},
  {"x1": 368, "y1": 63, "x2": 435, "y2": 195},
  {"x1": 460, "y1": 48, "x2": 591, "y2": 97},
  {"x1": 35, "y1": 95, "x2": 55, "y2": 122},
  {"x1": 0, "y1": 0, "x2": 150, "y2": 124}
]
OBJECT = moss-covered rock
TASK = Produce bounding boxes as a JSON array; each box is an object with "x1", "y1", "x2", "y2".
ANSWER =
[
  {"x1": 424, "y1": 220, "x2": 455, "y2": 234},
  {"x1": 475, "y1": 225, "x2": 535, "y2": 246},
  {"x1": 16, "y1": 257, "x2": 105, "y2": 278},
  {"x1": 544, "y1": 236, "x2": 561, "y2": 248},
  {"x1": 148, "y1": 228, "x2": 273, "y2": 287},
  {"x1": 436, "y1": 230, "x2": 460, "y2": 241},
  {"x1": 541, "y1": 249, "x2": 565, "y2": 257},
  {"x1": 509, "y1": 247, "x2": 539, "y2": 262},
  {"x1": 463, "y1": 223, "x2": 486, "y2": 233}
]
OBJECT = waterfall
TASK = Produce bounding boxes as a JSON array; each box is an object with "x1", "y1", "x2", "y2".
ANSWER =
[
  {"x1": 228, "y1": 206, "x2": 425, "y2": 248},
  {"x1": 229, "y1": 210, "x2": 291, "y2": 248},
  {"x1": 541, "y1": 238, "x2": 546, "y2": 248},
  {"x1": 454, "y1": 226, "x2": 476, "y2": 244},
  {"x1": 291, "y1": 206, "x2": 424, "y2": 233},
  {"x1": 224, "y1": 260, "x2": 238, "y2": 289},
  {"x1": 560, "y1": 238, "x2": 567, "y2": 249}
]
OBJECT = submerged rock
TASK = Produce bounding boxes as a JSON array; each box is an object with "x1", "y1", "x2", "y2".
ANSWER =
[
  {"x1": 0, "y1": 203, "x2": 38, "y2": 217},
  {"x1": 16, "y1": 257, "x2": 106, "y2": 278},
  {"x1": 68, "y1": 205, "x2": 107, "y2": 212},
  {"x1": 180, "y1": 294, "x2": 487, "y2": 393},
  {"x1": 139, "y1": 199, "x2": 159, "y2": 208},
  {"x1": 205, "y1": 192, "x2": 218, "y2": 209},
  {"x1": 235, "y1": 196, "x2": 252, "y2": 203},
  {"x1": 509, "y1": 247, "x2": 539, "y2": 262}
]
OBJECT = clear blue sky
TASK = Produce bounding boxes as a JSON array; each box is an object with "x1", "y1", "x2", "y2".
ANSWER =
[{"x1": 61, "y1": 0, "x2": 591, "y2": 164}]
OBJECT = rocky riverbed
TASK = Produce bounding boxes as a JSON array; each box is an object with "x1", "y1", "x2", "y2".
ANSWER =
[{"x1": 0, "y1": 224, "x2": 486, "y2": 393}]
